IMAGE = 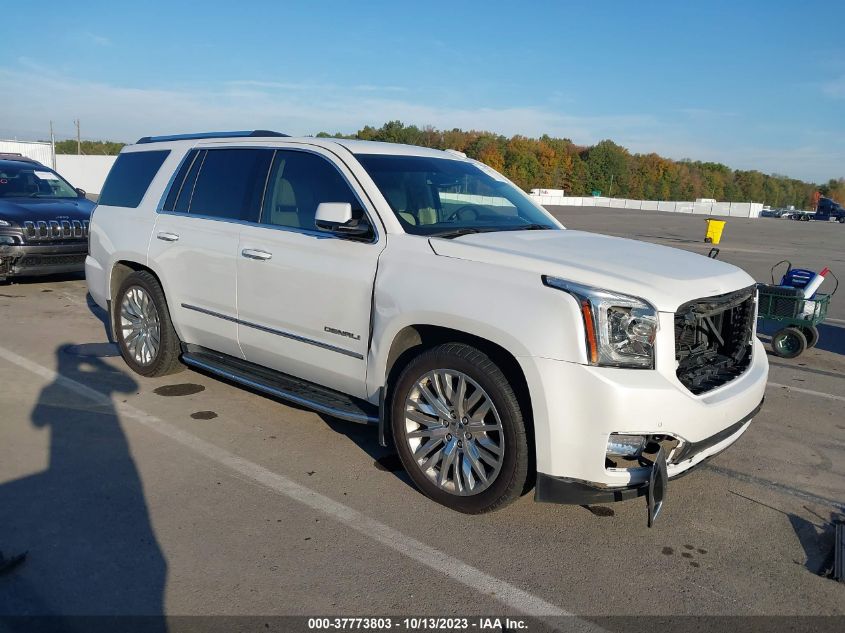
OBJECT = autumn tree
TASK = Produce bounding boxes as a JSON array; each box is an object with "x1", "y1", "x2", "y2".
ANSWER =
[
  {"x1": 309, "y1": 121, "x2": 828, "y2": 207},
  {"x1": 583, "y1": 140, "x2": 630, "y2": 196}
]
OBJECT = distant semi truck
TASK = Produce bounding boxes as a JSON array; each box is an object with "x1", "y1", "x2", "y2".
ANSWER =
[{"x1": 815, "y1": 197, "x2": 845, "y2": 223}]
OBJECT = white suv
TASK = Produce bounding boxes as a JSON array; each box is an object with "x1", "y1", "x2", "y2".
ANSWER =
[{"x1": 86, "y1": 130, "x2": 767, "y2": 521}]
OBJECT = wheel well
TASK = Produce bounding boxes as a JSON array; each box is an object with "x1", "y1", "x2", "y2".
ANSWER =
[
  {"x1": 110, "y1": 260, "x2": 160, "y2": 302},
  {"x1": 386, "y1": 325, "x2": 529, "y2": 404},
  {"x1": 385, "y1": 324, "x2": 535, "y2": 487}
]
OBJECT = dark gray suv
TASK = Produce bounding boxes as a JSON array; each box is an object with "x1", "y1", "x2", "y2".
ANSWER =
[{"x1": 0, "y1": 156, "x2": 95, "y2": 282}]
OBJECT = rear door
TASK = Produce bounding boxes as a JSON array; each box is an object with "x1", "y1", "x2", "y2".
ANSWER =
[
  {"x1": 150, "y1": 147, "x2": 272, "y2": 358},
  {"x1": 236, "y1": 147, "x2": 384, "y2": 399}
]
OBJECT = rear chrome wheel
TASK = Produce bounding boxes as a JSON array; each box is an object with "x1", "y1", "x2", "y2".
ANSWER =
[
  {"x1": 404, "y1": 369, "x2": 504, "y2": 496},
  {"x1": 120, "y1": 286, "x2": 161, "y2": 366},
  {"x1": 114, "y1": 270, "x2": 183, "y2": 377},
  {"x1": 391, "y1": 343, "x2": 529, "y2": 513}
]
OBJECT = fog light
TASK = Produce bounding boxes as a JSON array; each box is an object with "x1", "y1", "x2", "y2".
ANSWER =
[{"x1": 606, "y1": 434, "x2": 647, "y2": 457}]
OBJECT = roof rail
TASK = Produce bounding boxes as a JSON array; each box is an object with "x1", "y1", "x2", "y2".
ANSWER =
[
  {"x1": 135, "y1": 130, "x2": 290, "y2": 144},
  {"x1": 0, "y1": 153, "x2": 43, "y2": 165}
]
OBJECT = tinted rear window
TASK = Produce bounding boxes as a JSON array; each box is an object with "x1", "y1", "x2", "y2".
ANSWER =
[
  {"x1": 99, "y1": 150, "x2": 170, "y2": 208},
  {"x1": 188, "y1": 148, "x2": 272, "y2": 222},
  {"x1": 162, "y1": 149, "x2": 200, "y2": 211}
]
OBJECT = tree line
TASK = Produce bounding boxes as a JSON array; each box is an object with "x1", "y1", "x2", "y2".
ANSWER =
[
  {"x1": 319, "y1": 121, "x2": 842, "y2": 208},
  {"x1": 55, "y1": 122, "x2": 844, "y2": 207},
  {"x1": 54, "y1": 139, "x2": 126, "y2": 155}
]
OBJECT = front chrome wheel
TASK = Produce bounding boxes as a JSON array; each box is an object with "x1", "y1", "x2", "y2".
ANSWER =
[
  {"x1": 404, "y1": 369, "x2": 505, "y2": 496},
  {"x1": 119, "y1": 286, "x2": 161, "y2": 366}
]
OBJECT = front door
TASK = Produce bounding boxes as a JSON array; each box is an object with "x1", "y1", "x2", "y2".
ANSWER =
[{"x1": 237, "y1": 148, "x2": 384, "y2": 399}]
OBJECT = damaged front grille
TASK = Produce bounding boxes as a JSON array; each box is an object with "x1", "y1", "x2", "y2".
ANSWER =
[{"x1": 675, "y1": 286, "x2": 755, "y2": 395}]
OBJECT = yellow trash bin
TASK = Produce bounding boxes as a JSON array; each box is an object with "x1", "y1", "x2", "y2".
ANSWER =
[{"x1": 704, "y1": 219, "x2": 726, "y2": 244}]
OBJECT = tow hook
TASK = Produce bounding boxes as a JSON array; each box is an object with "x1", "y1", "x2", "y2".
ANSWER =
[{"x1": 646, "y1": 446, "x2": 668, "y2": 527}]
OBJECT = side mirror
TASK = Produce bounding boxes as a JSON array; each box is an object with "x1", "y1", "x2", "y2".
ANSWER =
[
  {"x1": 315, "y1": 202, "x2": 371, "y2": 237},
  {"x1": 76, "y1": 187, "x2": 87, "y2": 198}
]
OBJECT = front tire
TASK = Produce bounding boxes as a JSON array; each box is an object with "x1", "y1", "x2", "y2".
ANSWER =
[
  {"x1": 113, "y1": 270, "x2": 183, "y2": 377},
  {"x1": 390, "y1": 343, "x2": 529, "y2": 513},
  {"x1": 772, "y1": 327, "x2": 807, "y2": 359}
]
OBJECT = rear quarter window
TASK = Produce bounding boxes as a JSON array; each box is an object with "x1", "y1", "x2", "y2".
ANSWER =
[{"x1": 98, "y1": 150, "x2": 170, "y2": 208}]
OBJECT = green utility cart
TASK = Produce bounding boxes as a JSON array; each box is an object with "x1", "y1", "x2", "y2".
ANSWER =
[{"x1": 757, "y1": 262, "x2": 838, "y2": 358}]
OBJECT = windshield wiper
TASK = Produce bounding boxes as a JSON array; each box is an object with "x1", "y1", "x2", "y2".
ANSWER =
[
  {"x1": 505, "y1": 223, "x2": 554, "y2": 231},
  {"x1": 430, "y1": 224, "x2": 554, "y2": 239},
  {"x1": 429, "y1": 227, "x2": 483, "y2": 239}
]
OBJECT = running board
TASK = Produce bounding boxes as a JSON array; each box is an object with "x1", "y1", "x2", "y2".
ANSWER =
[{"x1": 180, "y1": 345, "x2": 379, "y2": 425}]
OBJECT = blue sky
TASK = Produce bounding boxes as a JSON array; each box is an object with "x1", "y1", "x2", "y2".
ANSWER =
[{"x1": 1, "y1": 0, "x2": 843, "y2": 182}]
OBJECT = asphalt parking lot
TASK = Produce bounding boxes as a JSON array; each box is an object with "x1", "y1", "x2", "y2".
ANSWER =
[{"x1": 1, "y1": 207, "x2": 843, "y2": 625}]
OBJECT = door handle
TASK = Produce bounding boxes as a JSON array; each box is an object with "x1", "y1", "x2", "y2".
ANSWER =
[
  {"x1": 241, "y1": 248, "x2": 272, "y2": 261},
  {"x1": 157, "y1": 232, "x2": 179, "y2": 242}
]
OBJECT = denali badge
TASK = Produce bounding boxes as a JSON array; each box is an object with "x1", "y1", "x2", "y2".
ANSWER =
[{"x1": 324, "y1": 326, "x2": 361, "y2": 341}]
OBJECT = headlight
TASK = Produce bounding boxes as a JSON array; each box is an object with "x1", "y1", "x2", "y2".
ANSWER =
[
  {"x1": 0, "y1": 219, "x2": 11, "y2": 227},
  {"x1": 543, "y1": 276, "x2": 659, "y2": 368}
]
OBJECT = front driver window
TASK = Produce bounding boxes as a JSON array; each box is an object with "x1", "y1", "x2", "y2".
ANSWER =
[{"x1": 262, "y1": 151, "x2": 360, "y2": 230}]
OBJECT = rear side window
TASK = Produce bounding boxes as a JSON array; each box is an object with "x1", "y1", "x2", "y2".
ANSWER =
[
  {"x1": 162, "y1": 149, "x2": 200, "y2": 211},
  {"x1": 174, "y1": 151, "x2": 204, "y2": 213},
  {"x1": 99, "y1": 150, "x2": 170, "y2": 207},
  {"x1": 187, "y1": 148, "x2": 272, "y2": 222}
]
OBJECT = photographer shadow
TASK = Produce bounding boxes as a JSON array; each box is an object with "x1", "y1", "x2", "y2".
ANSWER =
[{"x1": 0, "y1": 345, "x2": 166, "y2": 627}]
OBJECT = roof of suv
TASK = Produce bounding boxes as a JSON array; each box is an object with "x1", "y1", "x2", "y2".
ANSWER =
[
  {"x1": 129, "y1": 130, "x2": 462, "y2": 160},
  {"x1": 329, "y1": 138, "x2": 457, "y2": 158},
  {"x1": 0, "y1": 154, "x2": 44, "y2": 166}
]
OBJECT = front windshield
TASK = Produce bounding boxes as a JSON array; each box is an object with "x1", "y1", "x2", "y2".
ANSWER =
[
  {"x1": 0, "y1": 164, "x2": 79, "y2": 199},
  {"x1": 357, "y1": 154, "x2": 558, "y2": 236}
]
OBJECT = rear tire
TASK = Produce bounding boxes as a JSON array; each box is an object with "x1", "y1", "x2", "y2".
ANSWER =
[
  {"x1": 838, "y1": 216, "x2": 845, "y2": 224},
  {"x1": 771, "y1": 327, "x2": 807, "y2": 359},
  {"x1": 799, "y1": 325, "x2": 820, "y2": 349},
  {"x1": 390, "y1": 343, "x2": 529, "y2": 514},
  {"x1": 113, "y1": 270, "x2": 183, "y2": 377}
]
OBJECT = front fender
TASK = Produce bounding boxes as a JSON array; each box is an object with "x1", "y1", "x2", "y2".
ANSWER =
[{"x1": 367, "y1": 239, "x2": 587, "y2": 398}]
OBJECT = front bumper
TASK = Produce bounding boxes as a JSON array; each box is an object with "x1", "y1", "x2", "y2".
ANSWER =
[
  {"x1": 534, "y1": 398, "x2": 762, "y2": 505},
  {"x1": 519, "y1": 334, "x2": 768, "y2": 491},
  {"x1": 0, "y1": 243, "x2": 88, "y2": 278}
]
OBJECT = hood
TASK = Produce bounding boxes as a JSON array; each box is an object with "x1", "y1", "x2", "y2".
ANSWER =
[
  {"x1": 0, "y1": 197, "x2": 95, "y2": 225},
  {"x1": 429, "y1": 229, "x2": 755, "y2": 311}
]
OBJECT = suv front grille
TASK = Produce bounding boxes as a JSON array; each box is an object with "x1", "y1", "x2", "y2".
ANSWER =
[
  {"x1": 674, "y1": 286, "x2": 755, "y2": 395},
  {"x1": 22, "y1": 220, "x2": 89, "y2": 242}
]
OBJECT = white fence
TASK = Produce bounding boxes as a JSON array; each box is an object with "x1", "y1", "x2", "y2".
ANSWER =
[
  {"x1": 440, "y1": 192, "x2": 513, "y2": 207},
  {"x1": 0, "y1": 139, "x2": 54, "y2": 167},
  {"x1": 1, "y1": 140, "x2": 116, "y2": 194},
  {"x1": 529, "y1": 193, "x2": 763, "y2": 218},
  {"x1": 55, "y1": 155, "x2": 117, "y2": 195}
]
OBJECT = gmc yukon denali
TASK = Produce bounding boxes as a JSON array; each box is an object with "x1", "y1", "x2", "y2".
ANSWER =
[{"x1": 86, "y1": 131, "x2": 768, "y2": 522}]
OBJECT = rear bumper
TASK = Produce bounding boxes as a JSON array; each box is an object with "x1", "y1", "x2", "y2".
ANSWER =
[{"x1": 0, "y1": 243, "x2": 87, "y2": 278}]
